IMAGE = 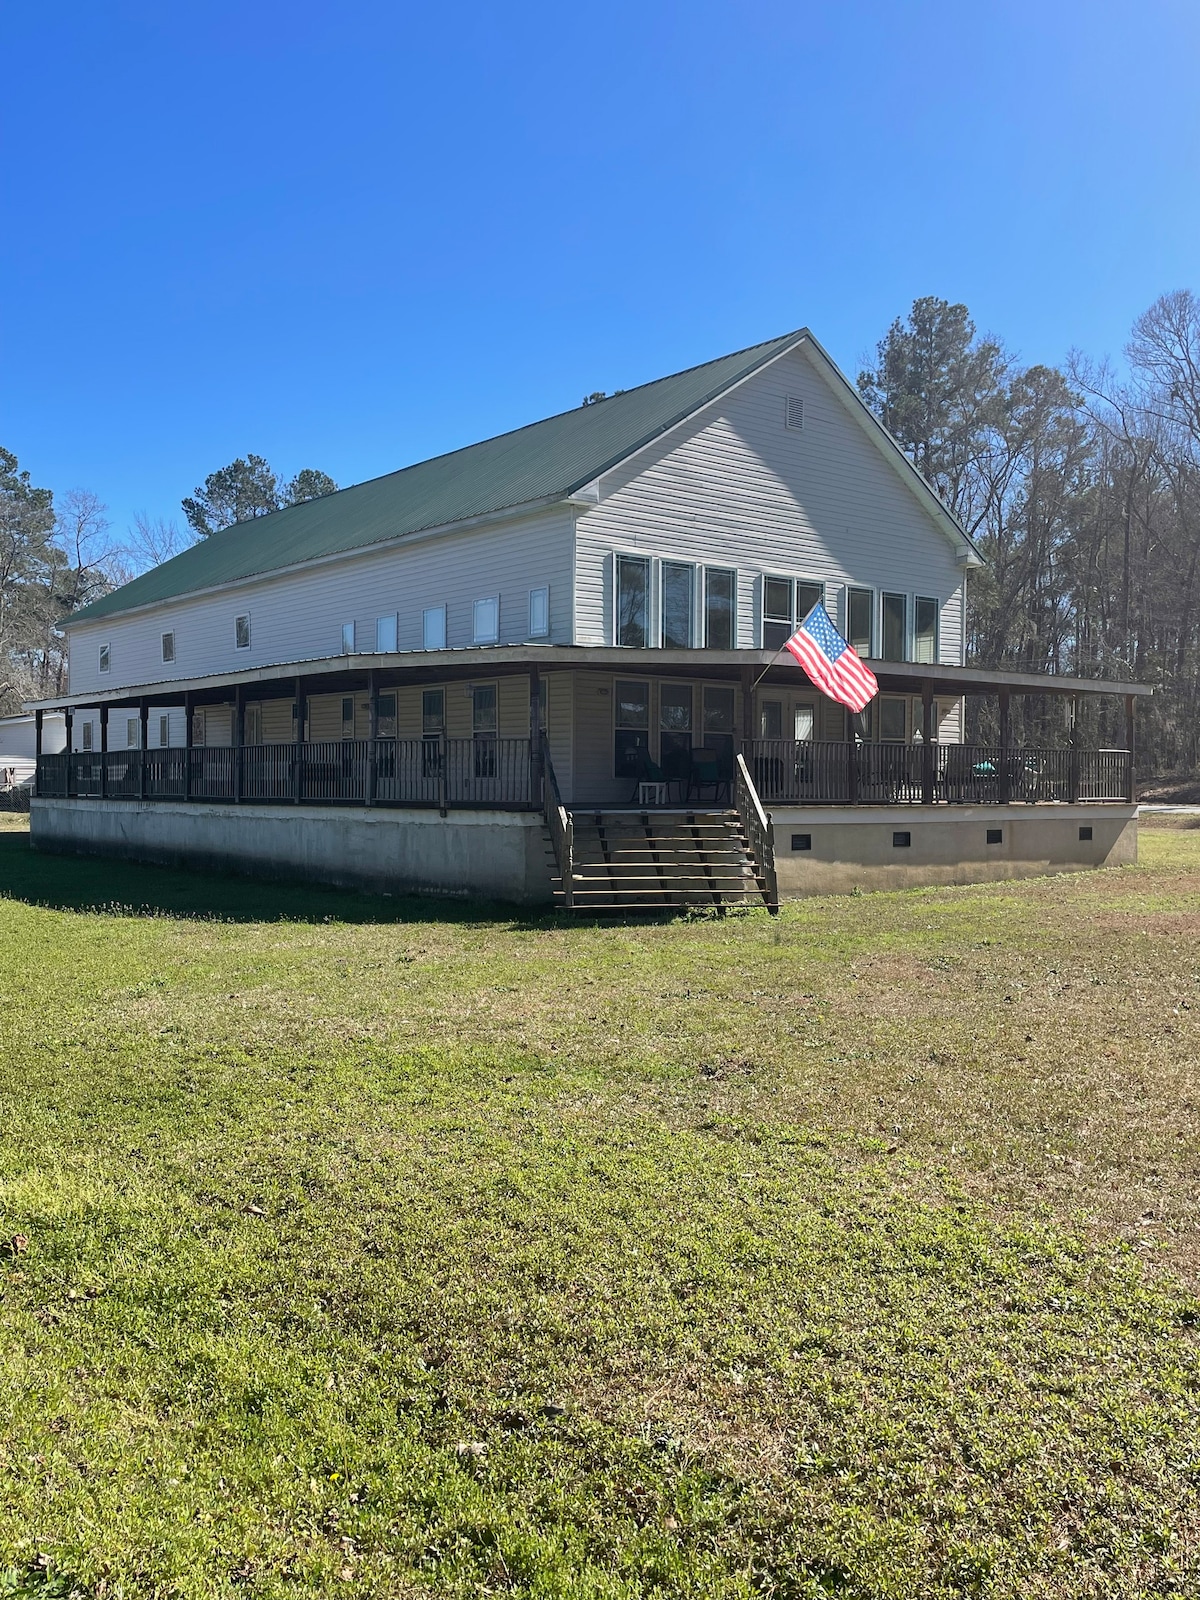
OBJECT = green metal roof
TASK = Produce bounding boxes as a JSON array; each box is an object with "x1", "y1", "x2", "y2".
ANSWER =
[{"x1": 70, "y1": 330, "x2": 808, "y2": 624}]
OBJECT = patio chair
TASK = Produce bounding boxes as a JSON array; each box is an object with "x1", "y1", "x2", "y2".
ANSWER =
[
  {"x1": 627, "y1": 746, "x2": 667, "y2": 804},
  {"x1": 688, "y1": 747, "x2": 726, "y2": 804}
]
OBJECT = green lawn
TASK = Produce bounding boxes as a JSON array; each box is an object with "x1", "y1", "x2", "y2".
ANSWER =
[{"x1": 1, "y1": 822, "x2": 1198, "y2": 1599}]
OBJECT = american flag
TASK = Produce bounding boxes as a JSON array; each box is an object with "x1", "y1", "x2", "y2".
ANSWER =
[{"x1": 783, "y1": 601, "x2": 878, "y2": 712}]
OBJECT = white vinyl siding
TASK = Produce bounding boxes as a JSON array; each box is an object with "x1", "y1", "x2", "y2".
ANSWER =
[
  {"x1": 573, "y1": 343, "x2": 965, "y2": 661},
  {"x1": 66, "y1": 507, "x2": 574, "y2": 692}
]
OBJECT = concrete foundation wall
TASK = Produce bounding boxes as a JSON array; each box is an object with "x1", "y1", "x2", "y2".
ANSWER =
[
  {"x1": 31, "y1": 799, "x2": 554, "y2": 906},
  {"x1": 772, "y1": 804, "x2": 1137, "y2": 896}
]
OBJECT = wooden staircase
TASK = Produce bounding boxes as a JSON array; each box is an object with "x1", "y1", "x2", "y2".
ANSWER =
[{"x1": 551, "y1": 809, "x2": 770, "y2": 912}]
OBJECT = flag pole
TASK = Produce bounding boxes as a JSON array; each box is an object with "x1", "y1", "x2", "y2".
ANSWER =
[{"x1": 750, "y1": 602, "x2": 825, "y2": 693}]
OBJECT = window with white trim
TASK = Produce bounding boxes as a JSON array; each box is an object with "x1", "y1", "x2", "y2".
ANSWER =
[
  {"x1": 423, "y1": 606, "x2": 447, "y2": 650},
  {"x1": 914, "y1": 596, "x2": 939, "y2": 664},
  {"x1": 528, "y1": 587, "x2": 549, "y2": 638},
  {"x1": 847, "y1": 588, "x2": 874, "y2": 657},
  {"x1": 660, "y1": 561, "x2": 695, "y2": 649},
  {"x1": 82, "y1": 721, "x2": 93, "y2": 750},
  {"x1": 98, "y1": 643, "x2": 111, "y2": 673},
  {"x1": 161, "y1": 631, "x2": 175, "y2": 664},
  {"x1": 881, "y1": 593, "x2": 907, "y2": 662},
  {"x1": 235, "y1": 614, "x2": 251, "y2": 651},
  {"x1": 126, "y1": 717, "x2": 139, "y2": 748},
  {"x1": 473, "y1": 596, "x2": 499, "y2": 645},
  {"x1": 762, "y1": 577, "x2": 824, "y2": 650},
  {"x1": 340, "y1": 621, "x2": 356, "y2": 654},
  {"x1": 377, "y1": 692, "x2": 397, "y2": 739},
  {"x1": 879, "y1": 696, "x2": 907, "y2": 742},
  {"x1": 376, "y1": 613, "x2": 398, "y2": 653},
  {"x1": 703, "y1": 567, "x2": 736, "y2": 650},
  {"x1": 616, "y1": 554, "x2": 650, "y2": 648}
]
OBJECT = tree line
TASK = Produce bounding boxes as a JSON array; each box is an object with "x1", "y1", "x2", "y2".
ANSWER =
[
  {"x1": 0, "y1": 455, "x2": 336, "y2": 709},
  {"x1": 857, "y1": 291, "x2": 1200, "y2": 772},
  {"x1": 2, "y1": 294, "x2": 1198, "y2": 780}
]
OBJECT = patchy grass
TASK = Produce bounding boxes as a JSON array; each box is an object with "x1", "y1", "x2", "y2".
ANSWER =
[{"x1": 0, "y1": 828, "x2": 1198, "y2": 1598}]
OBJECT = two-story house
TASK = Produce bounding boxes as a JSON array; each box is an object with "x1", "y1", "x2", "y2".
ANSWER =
[{"x1": 29, "y1": 328, "x2": 1146, "y2": 907}]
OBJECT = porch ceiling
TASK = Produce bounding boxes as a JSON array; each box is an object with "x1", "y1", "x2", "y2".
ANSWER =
[{"x1": 25, "y1": 645, "x2": 1152, "y2": 712}]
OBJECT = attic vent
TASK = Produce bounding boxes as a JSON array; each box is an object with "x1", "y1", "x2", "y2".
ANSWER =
[{"x1": 785, "y1": 395, "x2": 805, "y2": 431}]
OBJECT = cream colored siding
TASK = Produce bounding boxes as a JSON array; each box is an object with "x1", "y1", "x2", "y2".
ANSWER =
[
  {"x1": 574, "y1": 344, "x2": 965, "y2": 663},
  {"x1": 68, "y1": 509, "x2": 574, "y2": 695}
]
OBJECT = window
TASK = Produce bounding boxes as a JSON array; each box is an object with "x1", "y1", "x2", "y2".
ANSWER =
[
  {"x1": 791, "y1": 833, "x2": 812, "y2": 851},
  {"x1": 914, "y1": 597, "x2": 938, "y2": 664},
  {"x1": 423, "y1": 606, "x2": 446, "y2": 650},
  {"x1": 82, "y1": 722, "x2": 93, "y2": 750},
  {"x1": 98, "y1": 643, "x2": 110, "y2": 673},
  {"x1": 376, "y1": 614, "x2": 398, "y2": 653},
  {"x1": 613, "y1": 679, "x2": 650, "y2": 778},
  {"x1": 528, "y1": 587, "x2": 549, "y2": 638},
  {"x1": 879, "y1": 696, "x2": 907, "y2": 742},
  {"x1": 881, "y1": 593, "x2": 907, "y2": 662},
  {"x1": 759, "y1": 699, "x2": 783, "y2": 740},
  {"x1": 914, "y1": 697, "x2": 942, "y2": 742},
  {"x1": 473, "y1": 596, "x2": 499, "y2": 645},
  {"x1": 235, "y1": 614, "x2": 251, "y2": 651},
  {"x1": 1079, "y1": 825, "x2": 1093, "y2": 841},
  {"x1": 377, "y1": 692, "x2": 397, "y2": 739},
  {"x1": 472, "y1": 683, "x2": 497, "y2": 777},
  {"x1": 785, "y1": 395, "x2": 805, "y2": 430},
  {"x1": 244, "y1": 705, "x2": 262, "y2": 746},
  {"x1": 661, "y1": 562, "x2": 694, "y2": 649},
  {"x1": 341, "y1": 696, "x2": 355, "y2": 739},
  {"x1": 702, "y1": 685, "x2": 736, "y2": 777},
  {"x1": 616, "y1": 554, "x2": 650, "y2": 648},
  {"x1": 892, "y1": 831, "x2": 911, "y2": 848},
  {"x1": 341, "y1": 621, "x2": 356, "y2": 654},
  {"x1": 159, "y1": 714, "x2": 169, "y2": 747},
  {"x1": 161, "y1": 631, "x2": 175, "y2": 664},
  {"x1": 659, "y1": 682, "x2": 693, "y2": 772},
  {"x1": 987, "y1": 828, "x2": 1003, "y2": 845},
  {"x1": 704, "y1": 568, "x2": 736, "y2": 649},
  {"x1": 422, "y1": 688, "x2": 444, "y2": 775},
  {"x1": 762, "y1": 577, "x2": 824, "y2": 649},
  {"x1": 763, "y1": 577, "x2": 793, "y2": 651},
  {"x1": 847, "y1": 588, "x2": 873, "y2": 657},
  {"x1": 126, "y1": 717, "x2": 138, "y2": 748},
  {"x1": 192, "y1": 709, "x2": 206, "y2": 747}
]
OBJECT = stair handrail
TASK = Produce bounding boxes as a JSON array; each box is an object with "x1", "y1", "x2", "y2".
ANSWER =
[
  {"x1": 540, "y1": 731, "x2": 573, "y2": 910},
  {"x1": 735, "y1": 752, "x2": 779, "y2": 912}
]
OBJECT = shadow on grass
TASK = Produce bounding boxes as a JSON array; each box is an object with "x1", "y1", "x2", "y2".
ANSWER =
[{"x1": 0, "y1": 832, "x2": 559, "y2": 928}]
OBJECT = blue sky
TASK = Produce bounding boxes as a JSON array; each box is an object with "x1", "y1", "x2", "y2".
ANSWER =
[{"x1": 2, "y1": 0, "x2": 1197, "y2": 539}]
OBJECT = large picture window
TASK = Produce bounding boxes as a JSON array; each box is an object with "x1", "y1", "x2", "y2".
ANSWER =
[
  {"x1": 881, "y1": 593, "x2": 907, "y2": 662},
  {"x1": 704, "y1": 568, "x2": 736, "y2": 649},
  {"x1": 658, "y1": 682, "x2": 693, "y2": 776},
  {"x1": 914, "y1": 596, "x2": 939, "y2": 664},
  {"x1": 847, "y1": 588, "x2": 874, "y2": 657},
  {"x1": 616, "y1": 555, "x2": 650, "y2": 648},
  {"x1": 660, "y1": 562, "x2": 694, "y2": 649}
]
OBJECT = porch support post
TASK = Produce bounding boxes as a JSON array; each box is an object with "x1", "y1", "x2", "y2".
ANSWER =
[
  {"x1": 99, "y1": 705, "x2": 109, "y2": 799},
  {"x1": 139, "y1": 698, "x2": 148, "y2": 800},
  {"x1": 64, "y1": 708, "x2": 74, "y2": 797},
  {"x1": 529, "y1": 667, "x2": 542, "y2": 808},
  {"x1": 233, "y1": 683, "x2": 245, "y2": 803},
  {"x1": 183, "y1": 692, "x2": 193, "y2": 799},
  {"x1": 921, "y1": 681, "x2": 935, "y2": 805},
  {"x1": 740, "y1": 664, "x2": 754, "y2": 759},
  {"x1": 998, "y1": 689, "x2": 1011, "y2": 805},
  {"x1": 293, "y1": 677, "x2": 306, "y2": 804},
  {"x1": 1125, "y1": 693, "x2": 1136, "y2": 803},
  {"x1": 1068, "y1": 693, "x2": 1081, "y2": 804},
  {"x1": 34, "y1": 709, "x2": 43, "y2": 758},
  {"x1": 366, "y1": 669, "x2": 377, "y2": 807}
]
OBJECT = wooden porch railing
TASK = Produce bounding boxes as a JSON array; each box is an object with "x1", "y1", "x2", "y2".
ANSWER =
[
  {"x1": 734, "y1": 752, "x2": 778, "y2": 911},
  {"x1": 540, "y1": 732, "x2": 573, "y2": 909}
]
